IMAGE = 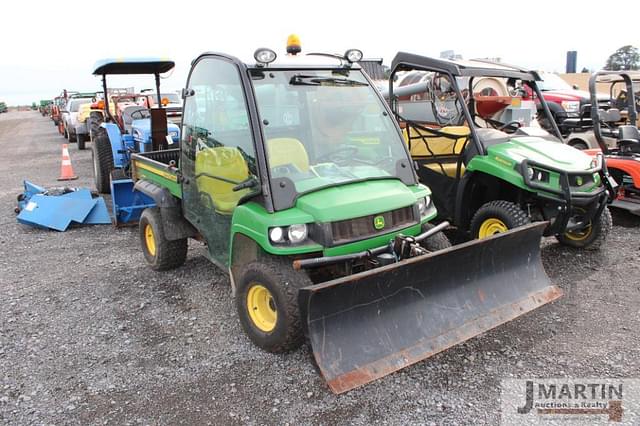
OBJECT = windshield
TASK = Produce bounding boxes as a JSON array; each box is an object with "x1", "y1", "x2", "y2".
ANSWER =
[
  {"x1": 251, "y1": 69, "x2": 410, "y2": 195},
  {"x1": 149, "y1": 93, "x2": 181, "y2": 104},
  {"x1": 69, "y1": 99, "x2": 91, "y2": 112},
  {"x1": 538, "y1": 73, "x2": 573, "y2": 91}
]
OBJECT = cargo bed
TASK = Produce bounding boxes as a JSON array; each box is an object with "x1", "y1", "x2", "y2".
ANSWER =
[{"x1": 131, "y1": 149, "x2": 182, "y2": 199}]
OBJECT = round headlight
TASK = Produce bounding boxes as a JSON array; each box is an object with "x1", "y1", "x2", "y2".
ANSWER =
[
  {"x1": 344, "y1": 49, "x2": 363, "y2": 63},
  {"x1": 254, "y1": 48, "x2": 277, "y2": 65},
  {"x1": 526, "y1": 167, "x2": 535, "y2": 180},
  {"x1": 269, "y1": 227, "x2": 284, "y2": 243},
  {"x1": 417, "y1": 197, "x2": 429, "y2": 216},
  {"x1": 288, "y1": 224, "x2": 307, "y2": 243}
]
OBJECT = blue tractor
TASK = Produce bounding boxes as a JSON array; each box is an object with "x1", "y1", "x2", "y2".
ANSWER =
[{"x1": 91, "y1": 58, "x2": 181, "y2": 223}]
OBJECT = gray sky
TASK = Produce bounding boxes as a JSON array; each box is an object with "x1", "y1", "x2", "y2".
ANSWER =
[{"x1": 1, "y1": 0, "x2": 638, "y2": 105}]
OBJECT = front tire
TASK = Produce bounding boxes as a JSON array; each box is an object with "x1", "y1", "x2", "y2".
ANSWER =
[
  {"x1": 91, "y1": 129, "x2": 114, "y2": 194},
  {"x1": 139, "y1": 208, "x2": 188, "y2": 271},
  {"x1": 420, "y1": 223, "x2": 451, "y2": 251},
  {"x1": 556, "y1": 206, "x2": 612, "y2": 250},
  {"x1": 470, "y1": 200, "x2": 531, "y2": 239},
  {"x1": 236, "y1": 258, "x2": 312, "y2": 353}
]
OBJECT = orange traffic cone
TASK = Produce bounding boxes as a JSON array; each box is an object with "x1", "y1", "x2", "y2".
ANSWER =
[{"x1": 58, "y1": 144, "x2": 78, "y2": 181}]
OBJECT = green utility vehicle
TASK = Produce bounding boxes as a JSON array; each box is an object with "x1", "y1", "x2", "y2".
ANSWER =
[
  {"x1": 388, "y1": 53, "x2": 615, "y2": 248},
  {"x1": 128, "y1": 44, "x2": 560, "y2": 393}
]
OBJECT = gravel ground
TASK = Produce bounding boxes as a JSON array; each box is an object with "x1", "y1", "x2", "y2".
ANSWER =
[{"x1": 1, "y1": 111, "x2": 639, "y2": 425}]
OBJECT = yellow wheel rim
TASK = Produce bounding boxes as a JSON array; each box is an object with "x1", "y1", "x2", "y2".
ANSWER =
[
  {"x1": 478, "y1": 218, "x2": 508, "y2": 239},
  {"x1": 247, "y1": 284, "x2": 277, "y2": 332},
  {"x1": 144, "y1": 224, "x2": 156, "y2": 257},
  {"x1": 563, "y1": 208, "x2": 592, "y2": 241}
]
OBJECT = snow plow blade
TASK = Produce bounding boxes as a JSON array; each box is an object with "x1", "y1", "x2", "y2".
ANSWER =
[{"x1": 298, "y1": 222, "x2": 561, "y2": 394}]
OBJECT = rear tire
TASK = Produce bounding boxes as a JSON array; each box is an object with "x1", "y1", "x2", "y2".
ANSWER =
[
  {"x1": 236, "y1": 257, "x2": 312, "y2": 353},
  {"x1": 89, "y1": 112, "x2": 104, "y2": 141},
  {"x1": 63, "y1": 126, "x2": 69, "y2": 139},
  {"x1": 556, "y1": 206, "x2": 612, "y2": 250},
  {"x1": 139, "y1": 207, "x2": 188, "y2": 271},
  {"x1": 77, "y1": 134, "x2": 86, "y2": 150},
  {"x1": 91, "y1": 129, "x2": 114, "y2": 194},
  {"x1": 68, "y1": 130, "x2": 77, "y2": 143},
  {"x1": 470, "y1": 200, "x2": 531, "y2": 240}
]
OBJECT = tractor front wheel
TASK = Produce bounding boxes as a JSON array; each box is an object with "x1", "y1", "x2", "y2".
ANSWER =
[
  {"x1": 236, "y1": 258, "x2": 312, "y2": 353},
  {"x1": 139, "y1": 208, "x2": 188, "y2": 270},
  {"x1": 91, "y1": 130, "x2": 114, "y2": 194},
  {"x1": 470, "y1": 200, "x2": 531, "y2": 240},
  {"x1": 556, "y1": 206, "x2": 612, "y2": 250}
]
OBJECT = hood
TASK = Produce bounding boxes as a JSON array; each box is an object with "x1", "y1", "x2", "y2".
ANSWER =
[
  {"x1": 490, "y1": 137, "x2": 595, "y2": 172},
  {"x1": 542, "y1": 89, "x2": 609, "y2": 103},
  {"x1": 295, "y1": 179, "x2": 418, "y2": 223},
  {"x1": 131, "y1": 119, "x2": 180, "y2": 133}
]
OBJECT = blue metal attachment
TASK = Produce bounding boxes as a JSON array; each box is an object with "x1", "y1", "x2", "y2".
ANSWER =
[{"x1": 110, "y1": 177, "x2": 155, "y2": 225}]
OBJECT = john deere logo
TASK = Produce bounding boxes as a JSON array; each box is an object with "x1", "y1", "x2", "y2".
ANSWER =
[
  {"x1": 576, "y1": 176, "x2": 584, "y2": 186},
  {"x1": 373, "y1": 215, "x2": 385, "y2": 230}
]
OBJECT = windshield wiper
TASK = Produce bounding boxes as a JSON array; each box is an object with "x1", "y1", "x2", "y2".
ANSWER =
[{"x1": 290, "y1": 75, "x2": 367, "y2": 87}]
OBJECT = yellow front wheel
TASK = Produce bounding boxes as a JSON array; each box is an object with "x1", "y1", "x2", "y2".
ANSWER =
[
  {"x1": 236, "y1": 258, "x2": 313, "y2": 353},
  {"x1": 478, "y1": 218, "x2": 509, "y2": 239},
  {"x1": 470, "y1": 200, "x2": 530, "y2": 240},
  {"x1": 144, "y1": 224, "x2": 157, "y2": 257},
  {"x1": 246, "y1": 284, "x2": 277, "y2": 332}
]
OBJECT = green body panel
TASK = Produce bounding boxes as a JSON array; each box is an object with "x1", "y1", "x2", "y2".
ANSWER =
[
  {"x1": 131, "y1": 156, "x2": 183, "y2": 198},
  {"x1": 296, "y1": 179, "x2": 428, "y2": 223},
  {"x1": 467, "y1": 137, "x2": 601, "y2": 195},
  {"x1": 228, "y1": 180, "x2": 434, "y2": 265}
]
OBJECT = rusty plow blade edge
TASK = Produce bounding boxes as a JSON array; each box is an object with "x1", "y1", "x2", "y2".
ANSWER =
[{"x1": 298, "y1": 222, "x2": 561, "y2": 394}]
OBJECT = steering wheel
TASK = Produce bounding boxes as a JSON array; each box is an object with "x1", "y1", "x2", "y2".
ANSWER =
[
  {"x1": 131, "y1": 110, "x2": 150, "y2": 120},
  {"x1": 316, "y1": 146, "x2": 359, "y2": 165},
  {"x1": 498, "y1": 120, "x2": 522, "y2": 132}
]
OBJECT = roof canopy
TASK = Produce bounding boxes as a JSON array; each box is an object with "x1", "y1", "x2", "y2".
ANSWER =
[
  {"x1": 92, "y1": 58, "x2": 175, "y2": 75},
  {"x1": 391, "y1": 52, "x2": 539, "y2": 81}
]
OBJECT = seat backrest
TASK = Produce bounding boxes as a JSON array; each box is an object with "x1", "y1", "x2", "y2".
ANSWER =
[
  {"x1": 267, "y1": 138, "x2": 309, "y2": 172},
  {"x1": 618, "y1": 125, "x2": 640, "y2": 142},
  {"x1": 150, "y1": 108, "x2": 168, "y2": 150},
  {"x1": 599, "y1": 108, "x2": 621, "y2": 123},
  {"x1": 404, "y1": 125, "x2": 470, "y2": 157},
  {"x1": 195, "y1": 146, "x2": 250, "y2": 214}
]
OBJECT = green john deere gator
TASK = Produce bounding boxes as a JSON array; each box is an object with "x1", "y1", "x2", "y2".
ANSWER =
[
  {"x1": 387, "y1": 53, "x2": 615, "y2": 248},
  {"x1": 125, "y1": 43, "x2": 561, "y2": 393}
]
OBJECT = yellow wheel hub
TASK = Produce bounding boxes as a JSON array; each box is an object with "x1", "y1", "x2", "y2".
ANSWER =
[
  {"x1": 564, "y1": 208, "x2": 592, "y2": 241},
  {"x1": 247, "y1": 284, "x2": 277, "y2": 332},
  {"x1": 478, "y1": 218, "x2": 508, "y2": 239},
  {"x1": 144, "y1": 224, "x2": 156, "y2": 257}
]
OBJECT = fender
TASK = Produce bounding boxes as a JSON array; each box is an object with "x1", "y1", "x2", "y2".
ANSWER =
[
  {"x1": 134, "y1": 180, "x2": 197, "y2": 241},
  {"x1": 100, "y1": 122, "x2": 127, "y2": 168},
  {"x1": 604, "y1": 157, "x2": 640, "y2": 189}
]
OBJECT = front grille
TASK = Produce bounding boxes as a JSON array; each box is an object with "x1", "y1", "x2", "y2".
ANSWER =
[{"x1": 331, "y1": 206, "x2": 417, "y2": 245}]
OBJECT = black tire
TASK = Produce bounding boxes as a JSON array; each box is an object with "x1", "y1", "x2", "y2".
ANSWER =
[
  {"x1": 420, "y1": 223, "x2": 452, "y2": 251},
  {"x1": 139, "y1": 208, "x2": 188, "y2": 271},
  {"x1": 63, "y1": 126, "x2": 69, "y2": 139},
  {"x1": 470, "y1": 200, "x2": 531, "y2": 239},
  {"x1": 68, "y1": 130, "x2": 77, "y2": 143},
  {"x1": 89, "y1": 112, "x2": 104, "y2": 141},
  {"x1": 77, "y1": 134, "x2": 86, "y2": 150},
  {"x1": 568, "y1": 140, "x2": 589, "y2": 150},
  {"x1": 556, "y1": 206, "x2": 612, "y2": 250},
  {"x1": 91, "y1": 129, "x2": 114, "y2": 194},
  {"x1": 236, "y1": 257, "x2": 312, "y2": 353}
]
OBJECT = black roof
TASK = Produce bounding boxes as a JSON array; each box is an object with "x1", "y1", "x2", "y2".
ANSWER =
[{"x1": 391, "y1": 52, "x2": 540, "y2": 81}]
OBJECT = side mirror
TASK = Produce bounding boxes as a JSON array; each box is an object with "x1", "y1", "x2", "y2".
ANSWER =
[{"x1": 572, "y1": 84, "x2": 580, "y2": 90}]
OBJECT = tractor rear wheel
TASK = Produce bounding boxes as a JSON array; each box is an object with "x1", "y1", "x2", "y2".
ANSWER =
[
  {"x1": 89, "y1": 112, "x2": 104, "y2": 141},
  {"x1": 470, "y1": 200, "x2": 531, "y2": 240},
  {"x1": 236, "y1": 257, "x2": 312, "y2": 353},
  {"x1": 91, "y1": 129, "x2": 114, "y2": 194},
  {"x1": 556, "y1": 206, "x2": 612, "y2": 250},
  {"x1": 139, "y1": 208, "x2": 188, "y2": 271}
]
